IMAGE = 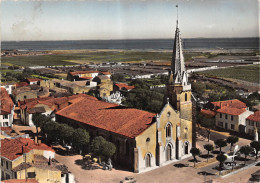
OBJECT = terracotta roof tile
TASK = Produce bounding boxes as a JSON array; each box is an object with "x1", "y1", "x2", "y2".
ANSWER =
[
  {"x1": 1, "y1": 88, "x2": 14, "y2": 115},
  {"x1": 216, "y1": 107, "x2": 246, "y2": 115},
  {"x1": 212, "y1": 99, "x2": 246, "y2": 109},
  {"x1": 26, "y1": 78, "x2": 42, "y2": 82},
  {"x1": 16, "y1": 82, "x2": 29, "y2": 87},
  {"x1": 247, "y1": 111, "x2": 260, "y2": 122},
  {"x1": 101, "y1": 72, "x2": 111, "y2": 75},
  {"x1": 56, "y1": 97, "x2": 155, "y2": 138},
  {"x1": 115, "y1": 83, "x2": 135, "y2": 90},
  {"x1": 200, "y1": 109, "x2": 216, "y2": 117},
  {"x1": 1, "y1": 138, "x2": 54, "y2": 161}
]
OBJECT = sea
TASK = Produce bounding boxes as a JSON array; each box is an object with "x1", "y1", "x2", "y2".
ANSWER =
[{"x1": 1, "y1": 38, "x2": 259, "y2": 51}]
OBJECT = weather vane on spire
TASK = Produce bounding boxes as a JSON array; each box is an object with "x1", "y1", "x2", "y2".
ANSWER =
[{"x1": 176, "y1": 4, "x2": 179, "y2": 27}]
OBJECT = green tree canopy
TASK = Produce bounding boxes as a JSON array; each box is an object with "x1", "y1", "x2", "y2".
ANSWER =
[
  {"x1": 214, "y1": 139, "x2": 227, "y2": 154},
  {"x1": 240, "y1": 145, "x2": 253, "y2": 165},
  {"x1": 227, "y1": 136, "x2": 239, "y2": 151},
  {"x1": 250, "y1": 141, "x2": 260, "y2": 159},
  {"x1": 204, "y1": 144, "x2": 214, "y2": 162},
  {"x1": 190, "y1": 147, "x2": 201, "y2": 167}
]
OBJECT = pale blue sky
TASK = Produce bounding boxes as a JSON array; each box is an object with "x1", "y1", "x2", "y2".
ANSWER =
[{"x1": 1, "y1": 0, "x2": 259, "y2": 41}]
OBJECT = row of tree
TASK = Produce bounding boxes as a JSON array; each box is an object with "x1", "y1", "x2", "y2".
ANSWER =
[
  {"x1": 32, "y1": 114, "x2": 116, "y2": 162},
  {"x1": 190, "y1": 137, "x2": 260, "y2": 169}
]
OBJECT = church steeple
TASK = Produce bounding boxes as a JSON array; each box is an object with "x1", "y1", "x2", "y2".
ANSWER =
[
  {"x1": 169, "y1": 13, "x2": 189, "y2": 88},
  {"x1": 164, "y1": 5, "x2": 192, "y2": 121}
]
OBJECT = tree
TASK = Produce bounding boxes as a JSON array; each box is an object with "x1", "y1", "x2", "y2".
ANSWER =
[
  {"x1": 204, "y1": 144, "x2": 214, "y2": 162},
  {"x1": 190, "y1": 147, "x2": 201, "y2": 167},
  {"x1": 240, "y1": 145, "x2": 253, "y2": 165},
  {"x1": 216, "y1": 154, "x2": 227, "y2": 175},
  {"x1": 214, "y1": 139, "x2": 227, "y2": 154},
  {"x1": 91, "y1": 136, "x2": 116, "y2": 163},
  {"x1": 227, "y1": 136, "x2": 239, "y2": 151},
  {"x1": 72, "y1": 128, "x2": 90, "y2": 154},
  {"x1": 91, "y1": 136, "x2": 106, "y2": 163},
  {"x1": 102, "y1": 141, "x2": 116, "y2": 159},
  {"x1": 198, "y1": 114, "x2": 215, "y2": 142},
  {"x1": 250, "y1": 141, "x2": 260, "y2": 160}
]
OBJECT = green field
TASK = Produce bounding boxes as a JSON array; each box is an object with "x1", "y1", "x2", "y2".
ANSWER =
[
  {"x1": 1, "y1": 51, "x2": 200, "y2": 67},
  {"x1": 1, "y1": 55, "x2": 79, "y2": 67},
  {"x1": 199, "y1": 65, "x2": 260, "y2": 83}
]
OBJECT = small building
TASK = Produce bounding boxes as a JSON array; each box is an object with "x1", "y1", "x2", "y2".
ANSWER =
[
  {"x1": 0, "y1": 88, "x2": 15, "y2": 127},
  {"x1": 0, "y1": 81, "x2": 16, "y2": 95},
  {"x1": 201, "y1": 99, "x2": 254, "y2": 133},
  {"x1": 12, "y1": 85, "x2": 43, "y2": 103},
  {"x1": 26, "y1": 78, "x2": 42, "y2": 85},
  {"x1": 67, "y1": 71, "x2": 99, "y2": 81},
  {"x1": 246, "y1": 111, "x2": 260, "y2": 137},
  {"x1": 19, "y1": 94, "x2": 92, "y2": 126},
  {"x1": 0, "y1": 137, "x2": 54, "y2": 181}
]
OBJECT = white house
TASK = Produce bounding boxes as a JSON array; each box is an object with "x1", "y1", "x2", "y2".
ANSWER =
[{"x1": 0, "y1": 88, "x2": 15, "y2": 127}]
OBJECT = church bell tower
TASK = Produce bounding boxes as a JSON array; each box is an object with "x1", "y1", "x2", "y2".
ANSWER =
[{"x1": 165, "y1": 14, "x2": 192, "y2": 121}]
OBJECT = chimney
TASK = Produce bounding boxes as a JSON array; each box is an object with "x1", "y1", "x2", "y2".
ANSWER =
[{"x1": 22, "y1": 146, "x2": 24, "y2": 154}]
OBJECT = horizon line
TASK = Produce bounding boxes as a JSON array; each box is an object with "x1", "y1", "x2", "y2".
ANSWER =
[{"x1": 2, "y1": 36, "x2": 260, "y2": 42}]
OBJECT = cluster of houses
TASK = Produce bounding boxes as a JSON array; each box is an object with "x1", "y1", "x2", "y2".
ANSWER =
[
  {"x1": 1, "y1": 85, "x2": 76, "y2": 182},
  {"x1": 201, "y1": 99, "x2": 260, "y2": 140}
]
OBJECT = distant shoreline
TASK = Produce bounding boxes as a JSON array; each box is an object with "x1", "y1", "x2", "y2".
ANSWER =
[{"x1": 2, "y1": 38, "x2": 259, "y2": 51}]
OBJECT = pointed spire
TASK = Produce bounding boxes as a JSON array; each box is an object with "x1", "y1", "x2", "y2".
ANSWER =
[{"x1": 169, "y1": 5, "x2": 189, "y2": 87}]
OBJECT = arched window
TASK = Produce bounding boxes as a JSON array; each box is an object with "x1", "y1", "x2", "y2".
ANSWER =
[
  {"x1": 185, "y1": 93, "x2": 187, "y2": 101},
  {"x1": 145, "y1": 153, "x2": 151, "y2": 168},
  {"x1": 166, "y1": 123, "x2": 171, "y2": 137}
]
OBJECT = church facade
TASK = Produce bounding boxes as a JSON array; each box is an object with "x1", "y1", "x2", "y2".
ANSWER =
[{"x1": 55, "y1": 20, "x2": 193, "y2": 173}]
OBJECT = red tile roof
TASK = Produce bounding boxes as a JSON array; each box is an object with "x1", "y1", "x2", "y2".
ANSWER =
[
  {"x1": 26, "y1": 78, "x2": 42, "y2": 82},
  {"x1": 101, "y1": 72, "x2": 111, "y2": 75},
  {"x1": 2, "y1": 179, "x2": 39, "y2": 183},
  {"x1": 115, "y1": 83, "x2": 135, "y2": 90},
  {"x1": 19, "y1": 94, "x2": 93, "y2": 113},
  {"x1": 1, "y1": 138, "x2": 54, "y2": 161},
  {"x1": 216, "y1": 107, "x2": 246, "y2": 116},
  {"x1": 1, "y1": 88, "x2": 14, "y2": 115},
  {"x1": 211, "y1": 99, "x2": 247, "y2": 116},
  {"x1": 200, "y1": 109, "x2": 216, "y2": 117},
  {"x1": 69, "y1": 71, "x2": 99, "y2": 76},
  {"x1": 247, "y1": 111, "x2": 260, "y2": 122},
  {"x1": 16, "y1": 82, "x2": 29, "y2": 87},
  {"x1": 56, "y1": 97, "x2": 155, "y2": 138},
  {"x1": 212, "y1": 99, "x2": 246, "y2": 109}
]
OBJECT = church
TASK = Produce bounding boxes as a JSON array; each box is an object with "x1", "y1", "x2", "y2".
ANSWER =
[{"x1": 55, "y1": 19, "x2": 193, "y2": 173}]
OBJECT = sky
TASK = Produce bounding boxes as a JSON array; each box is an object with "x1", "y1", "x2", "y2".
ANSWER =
[{"x1": 1, "y1": 0, "x2": 259, "y2": 41}]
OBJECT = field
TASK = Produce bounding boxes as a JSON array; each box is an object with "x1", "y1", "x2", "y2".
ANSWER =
[
  {"x1": 199, "y1": 65, "x2": 260, "y2": 83},
  {"x1": 1, "y1": 55, "x2": 78, "y2": 67},
  {"x1": 1, "y1": 50, "x2": 202, "y2": 67}
]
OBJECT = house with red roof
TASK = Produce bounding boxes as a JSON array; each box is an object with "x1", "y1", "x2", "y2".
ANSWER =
[
  {"x1": 1, "y1": 81, "x2": 16, "y2": 95},
  {"x1": 0, "y1": 137, "x2": 54, "y2": 181},
  {"x1": 67, "y1": 70, "x2": 100, "y2": 81},
  {"x1": 26, "y1": 78, "x2": 42, "y2": 85},
  {"x1": 201, "y1": 99, "x2": 254, "y2": 133},
  {"x1": 246, "y1": 111, "x2": 260, "y2": 139},
  {"x1": 1, "y1": 88, "x2": 15, "y2": 127},
  {"x1": 1, "y1": 137, "x2": 75, "y2": 183},
  {"x1": 19, "y1": 94, "x2": 91, "y2": 126}
]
